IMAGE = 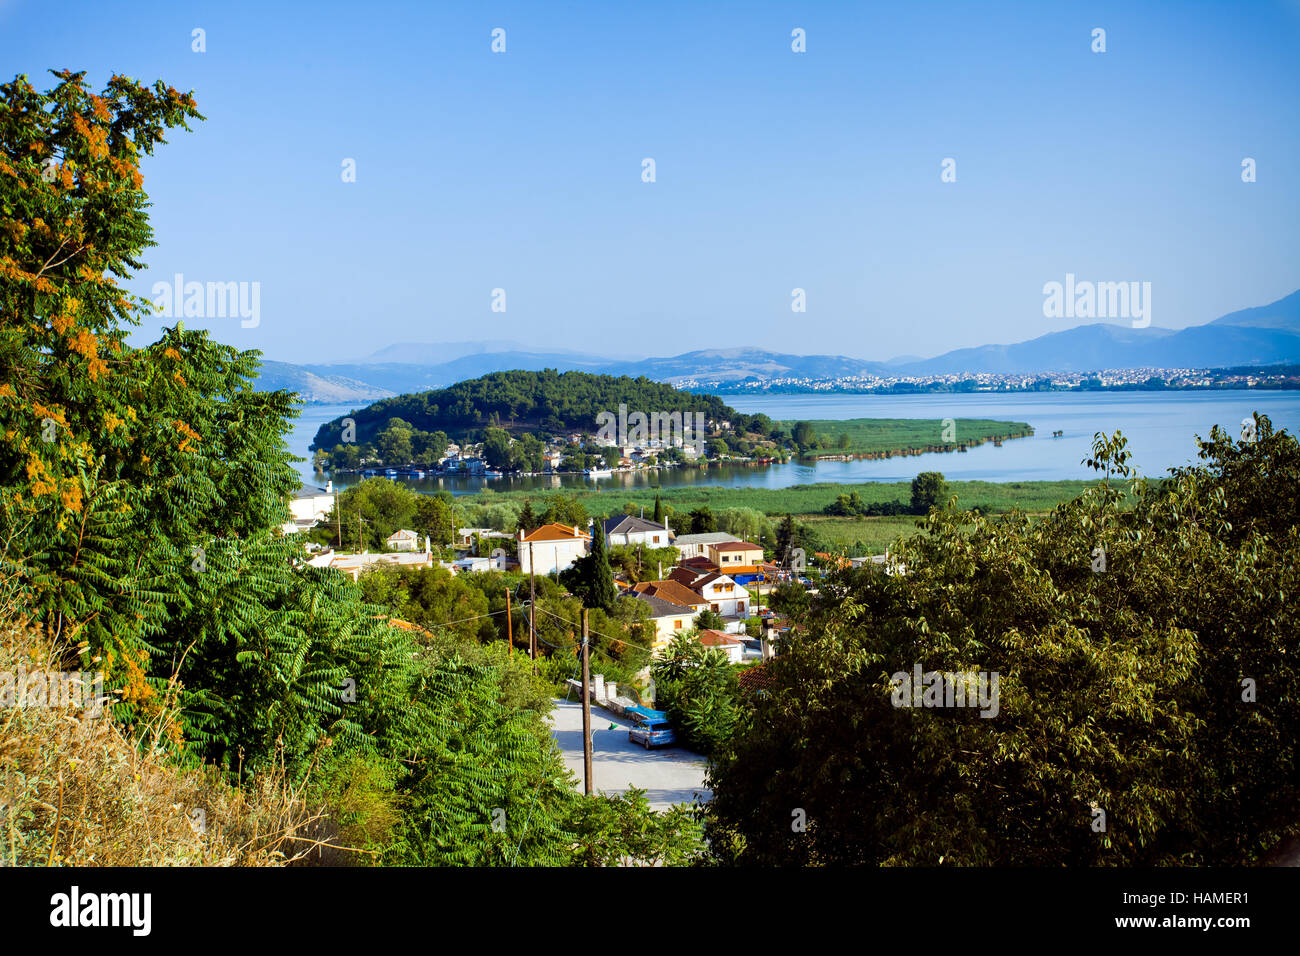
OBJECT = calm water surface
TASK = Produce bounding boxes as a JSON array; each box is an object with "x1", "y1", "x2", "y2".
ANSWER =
[{"x1": 287, "y1": 392, "x2": 1300, "y2": 493}]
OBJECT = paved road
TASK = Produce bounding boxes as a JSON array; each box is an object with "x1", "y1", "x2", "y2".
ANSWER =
[{"x1": 548, "y1": 698, "x2": 711, "y2": 811}]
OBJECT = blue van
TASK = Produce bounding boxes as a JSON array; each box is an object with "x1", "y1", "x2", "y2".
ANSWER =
[{"x1": 626, "y1": 705, "x2": 676, "y2": 749}]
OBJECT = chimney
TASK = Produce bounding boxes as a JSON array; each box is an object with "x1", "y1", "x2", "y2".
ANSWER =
[{"x1": 326, "y1": 479, "x2": 333, "y2": 493}]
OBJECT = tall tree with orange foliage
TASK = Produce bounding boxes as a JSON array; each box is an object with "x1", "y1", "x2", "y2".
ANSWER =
[{"x1": 0, "y1": 72, "x2": 390, "y2": 773}]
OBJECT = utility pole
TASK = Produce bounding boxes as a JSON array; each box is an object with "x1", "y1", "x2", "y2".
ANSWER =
[
  {"x1": 505, "y1": 586, "x2": 513, "y2": 656},
  {"x1": 528, "y1": 541, "x2": 537, "y2": 674},
  {"x1": 581, "y1": 607, "x2": 592, "y2": 796}
]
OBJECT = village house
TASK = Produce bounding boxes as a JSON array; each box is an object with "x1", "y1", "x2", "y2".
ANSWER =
[
  {"x1": 456, "y1": 527, "x2": 514, "y2": 552},
  {"x1": 284, "y1": 481, "x2": 335, "y2": 534},
  {"x1": 705, "y1": 540, "x2": 771, "y2": 585},
  {"x1": 698, "y1": 629, "x2": 746, "y2": 664},
  {"x1": 630, "y1": 592, "x2": 698, "y2": 650},
  {"x1": 629, "y1": 579, "x2": 709, "y2": 616},
  {"x1": 602, "y1": 514, "x2": 671, "y2": 548},
  {"x1": 306, "y1": 544, "x2": 435, "y2": 581},
  {"x1": 707, "y1": 540, "x2": 764, "y2": 569},
  {"x1": 517, "y1": 522, "x2": 590, "y2": 576},
  {"x1": 670, "y1": 531, "x2": 740, "y2": 560},
  {"x1": 449, "y1": 553, "x2": 510, "y2": 574},
  {"x1": 386, "y1": 528, "x2": 420, "y2": 552},
  {"x1": 667, "y1": 568, "x2": 751, "y2": 629}
]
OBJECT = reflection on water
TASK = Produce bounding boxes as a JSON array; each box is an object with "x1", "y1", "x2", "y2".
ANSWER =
[{"x1": 288, "y1": 391, "x2": 1300, "y2": 495}]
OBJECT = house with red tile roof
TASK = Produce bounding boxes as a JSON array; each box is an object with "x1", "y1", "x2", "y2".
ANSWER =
[
  {"x1": 630, "y1": 579, "x2": 709, "y2": 614},
  {"x1": 707, "y1": 540, "x2": 764, "y2": 569},
  {"x1": 517, "y1": 522, "x2": 590, "y2": 576},
  {"x1": 697, "y1": 628, "x2": 745, "y2": 663},
  {"x1": 630, "y1": 592, "x2": 699, "y2": 649},
  {"x1": 687, "y1": 570, "x2": 751, "y2": 621}
]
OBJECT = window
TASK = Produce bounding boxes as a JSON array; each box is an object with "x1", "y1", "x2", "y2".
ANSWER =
[
  {"x1": 711, "y1": 603, "x2": 719, "y2": 612},
  {"x1": 738, "y1": 602, "x2": 745, "y2": 612},
  {"x1": 673, "y1": 619, "x2": 683, "y2": 629}
]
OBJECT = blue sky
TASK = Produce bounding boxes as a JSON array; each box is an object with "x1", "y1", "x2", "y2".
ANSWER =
[{"x1": 3, "y1": 0, "x2": 1298, "y2": 363}]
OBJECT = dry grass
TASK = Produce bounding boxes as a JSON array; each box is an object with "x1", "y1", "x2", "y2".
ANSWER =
[{"x1": 0, "y1": 603, "x2": 341, "y2": 867}]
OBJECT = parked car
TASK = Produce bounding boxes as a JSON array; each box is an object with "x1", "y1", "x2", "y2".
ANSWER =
[
  {"x1": 626, "y1": 705, "x2": 676, "y2": 749},
  {"x1": 629, "y1": 717, "x2": 676, "y2": 749}
]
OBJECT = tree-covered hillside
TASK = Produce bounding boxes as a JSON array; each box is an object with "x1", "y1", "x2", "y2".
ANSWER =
[{"x1": 310, "y1": 369, "x2": 767, "y2": 449}]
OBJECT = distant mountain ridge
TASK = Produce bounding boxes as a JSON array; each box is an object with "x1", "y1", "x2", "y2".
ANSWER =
[
  {"x1": 255, "y1": 360, "x2": 395, "y2": 404},
  {"x1": 258, "y1": 288, "x2": 1300, "y2": 401}
]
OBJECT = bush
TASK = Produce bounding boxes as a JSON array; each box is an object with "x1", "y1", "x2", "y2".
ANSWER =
[{"x1": 0, "y1": 605, "x2": 315, "y2": 866}]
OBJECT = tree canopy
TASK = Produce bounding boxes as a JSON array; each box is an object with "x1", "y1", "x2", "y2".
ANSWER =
[{"x1": 705, "y1": 420, "x2": 1300, "y2": 866}]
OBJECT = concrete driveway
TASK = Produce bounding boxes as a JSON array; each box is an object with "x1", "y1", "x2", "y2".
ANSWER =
[{"x1": 548, "y1": 698, "x2": 711, "y2": 811}]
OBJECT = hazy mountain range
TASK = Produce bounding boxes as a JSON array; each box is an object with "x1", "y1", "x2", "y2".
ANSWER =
[{"x1": 256, "y1": 289, "x2": 1300, "y2": 403}]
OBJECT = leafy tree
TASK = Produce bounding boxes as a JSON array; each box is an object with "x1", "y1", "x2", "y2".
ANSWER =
[
  {"x1": 411, "y1": 428, "x2": 449, "y2": 465},
  {"x1": 687, "y1": 506, "x2": 717, "y2": 534},
  {"x1": 510, "y1": 432, "x2": 544, "y2": 473},
  {"x1": 560, "y1": 524, "x2": 616, "y2": 612},
  {"x1": 541, "y1": 494, "x2": 588, "y2": 530},
  {"x1": 695, "y1": 608, "x2": 726, "y2": 631},
  {"x1": 652, "y1": 494, "x2": 664, "y2": 525},
  {"x1": 706, "y1": 424, "x2": 1300, "y2": 866},
  {"x1": 517, "y1": 498, "x2": 538, "y2": 535},
  {"x1": 607, "y1": 544, "x2": 679, "y2": 584},
  {"x1": 569, "y1": 788, "x2": 704, "y2": 866},
  {"x1": 775, "y1": 513, "x2": 798, "y2": 564},
  {"x1": 414, "y1": 493, "x2": 455, "y2": 547},
  {"x1": 768, "y1": 581, "x2": 810, "y2": 618},
  {"x1": 717, "y1": 507, "x2": 771, "y2": 544},
  {"x1": 0, "y1": 69, "x2": 708, "y2": 868},
  {"x1": 375, "y1": 418, "x2": 414, "y2": 464},
  {"x1": 910, "y1": 470, "x2": 947, "y2": 513},
  {"x1": 651, "y1": 633, "x2": 743, "y2": 756},
  {"x1": 481, "y1": 426, "x2": 513, "y2": 470}
]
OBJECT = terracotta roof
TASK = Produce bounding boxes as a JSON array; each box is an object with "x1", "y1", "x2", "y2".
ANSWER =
[
  {"x1": 691, "y1": 571, "x2": 741, "y2": 590},
  {"x1": 738, "y1": 663, "x2": 776, "y2": 693},
  {"x1": 667, "y1": 566, "x2": 705, "y2": 588},
  {"x1": 712, "y1": 541, "x2": 762, "y2": 552},
  {"x1": 698, "y1": 629, "x2": 741, "y2": 646},
  {"x1": 631, "y1": 592, "x2": 696, "y2": 619},
  {"x1": 520, "y1": 522, "x2": 589, "y2": 542},
  {"x1": 679, "y1": 556, "x2": 718, "y2": 570},
  {"x1": 632, "y1": 579, "x2": 708, "y2": 607}
]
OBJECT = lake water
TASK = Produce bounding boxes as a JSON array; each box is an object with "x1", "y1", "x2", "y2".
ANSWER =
[{"x1": 286, "y1": 391, "x2": 1300, "y2": 493}]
